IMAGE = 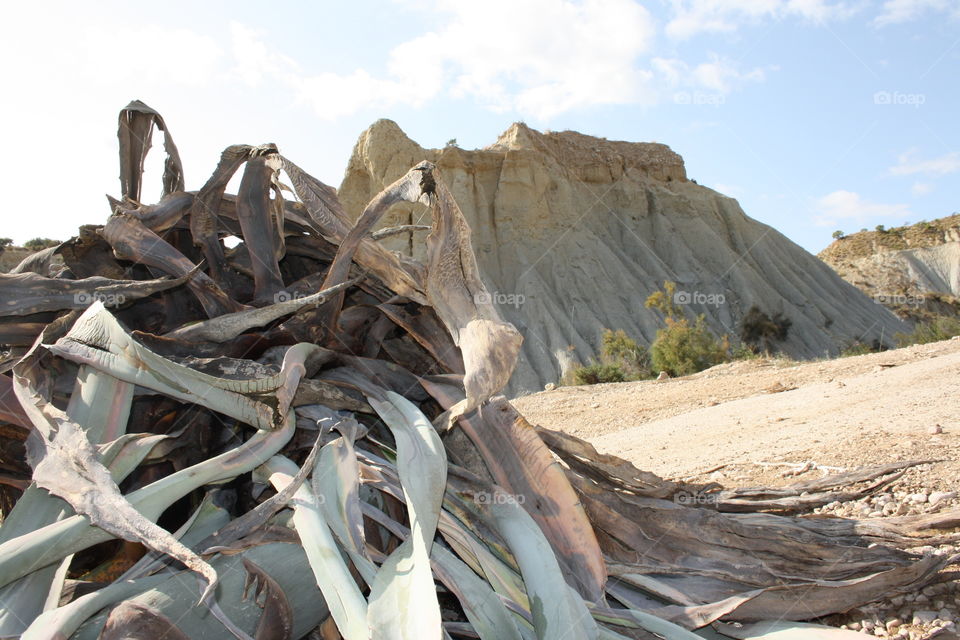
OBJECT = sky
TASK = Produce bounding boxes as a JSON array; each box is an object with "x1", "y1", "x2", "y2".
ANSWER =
[{"x1": 0, "y1": 0, "x2": 956, "y2": 254}]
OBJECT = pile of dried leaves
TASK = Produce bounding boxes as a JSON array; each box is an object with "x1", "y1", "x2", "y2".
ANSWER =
[{"x1": 0, "y1": 101, "x2": 958, "y2": 640}]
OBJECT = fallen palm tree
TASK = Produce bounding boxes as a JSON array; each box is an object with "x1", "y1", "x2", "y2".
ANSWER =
[{"x1": 0, "y1": 101, "x2": 957, "y2": 640}]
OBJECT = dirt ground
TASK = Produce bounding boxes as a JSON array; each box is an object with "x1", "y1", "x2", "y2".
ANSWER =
[{"x1": 514, "y1": 337, "x2": 960, "y2": 492}]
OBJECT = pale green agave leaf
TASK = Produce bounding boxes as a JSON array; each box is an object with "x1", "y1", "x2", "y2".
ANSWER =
[
  {"x1": 99, "y1": 433, "x2": 171, "y2": 481},
  {"x1": 260, "y1": 454, "x2": 369, "y2": 640},
  {"x1": 38, "y1": 543, "x2": 327, "y2": 640},
  {"x1": 430, "y1": 543, "x2": 524, "y2": 640},
  {"x1": 0, "y1": 365, "x2": 135, "y2": 636},
  {"x1": 623, "y1": 609, "x2": 705, "y2": 640},
  {"x1": 313, "y1": 420, "x2": 378, "y2": 584},
  {"x1": 0, "y1": 412, "x2": 295, "y2": 591},
  {"x1": 118, "y1": 490, "x2": 231, "y2": 582},
  {"x1": 47, "y1": 302, "x2": 318, "y2": 429},
  {"x1": 21, "y1": 574, "x2": 169, "y2": 640},
  {"x1": 359, "y1": 493, "x2": 523, "y2": 640},
  {"x1": 488, "y1": 494, "x2": 599, "y2": 640},
  {"x1": 366, "y1": 391, "x2": 448, "y2": 640}
]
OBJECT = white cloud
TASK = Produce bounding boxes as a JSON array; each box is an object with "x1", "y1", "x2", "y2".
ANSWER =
[
  {"x1": 693, "y1": 54, "x2": 768, "y2": 91},
  {"x1": 874, "y1": 0, "x2": 960, "y2": 26},
  {"x1": 229, "y1": 0, "x2": 660, "y2": 121},
  {"x1": 911, "y1": 182, "x2": 933, "y2": 195},
  {"x1": 814, "y1": 190, "x2": 911, "y2": 226},
  {"x1": 889, "y1": 150, "x2": 960, "y2": 176},
  {"x1": 225, "y1": 2, "x2": 779, "y2": 121},
  {"x1": 652, "y1": 54, "x2": 768, "y2": 98},
  {"x1": 665, "y1": 0, "x2": 859, "y2": 39},
  {"x1": 300, "y1": 0, "x2": 654, "y2": 119}
]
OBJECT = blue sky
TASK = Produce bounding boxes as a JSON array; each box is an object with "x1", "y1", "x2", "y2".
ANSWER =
[{"x1": 1, "y1": 0, "x2": 956, "y2": 253}]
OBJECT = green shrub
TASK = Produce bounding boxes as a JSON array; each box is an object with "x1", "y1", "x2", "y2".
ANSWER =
[
  {"x1": 650, "y1": 316, "x2": 727, "y2": 377},
  {"x1": 895, "y1": 316, "x2": 960, "y2": 347},
  {"x1": 568, "y1": 329, "x2": 653, "y2": 385},
  {"x1": 875, "y1": 224, "x2": 886, "y2": 233},
  {"x1": 832, "y1": 230, "x2": 844, "y2": 239},
  {"x1": 729, "y1": 343, "x2": 761, "y2": 360},
  {"x1": 644, "y1": 280, "x2": 682, "y2": 320},
  {"x1": 600, "y1": 329, "x2": 652, "y2": 377},
  {"x1": 839, "y1": 339, "x2": 880, "y2": 357},
  {"x1": 24, "y1": 237, "x2": 60, "y2": 251},
  {"x1": 573, "y1": 363, "x2": 627, "y2": 385},
  {"x1": 739, "y1": 306, "x2": 792, "y2": 354}
]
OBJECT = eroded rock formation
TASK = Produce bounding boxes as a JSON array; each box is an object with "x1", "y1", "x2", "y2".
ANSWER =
[{"x1": 340, "y1": 120, "x2": 906, "y2": 393}]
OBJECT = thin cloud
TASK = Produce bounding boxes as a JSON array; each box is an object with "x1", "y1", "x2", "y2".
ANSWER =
[
  {"x1": 665, "y1": 0, "x2": 859, "y2": 39},
  {"x1": 814, "y1": 189, "x2": 911, "y2": 226},
  {"x1": 874, "y1": 0, "x2": 960, "y2": 26},
  {"x1": 888, "y1": 150, "x2": 960, "y2": 176}
]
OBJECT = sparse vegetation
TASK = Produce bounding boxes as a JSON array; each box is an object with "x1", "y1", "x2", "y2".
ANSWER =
[
  {"x1": 569, "y1": 328, "x2": 652, "y2": 385},
  {"x1": 645, "y1": 282, "x2": 729, "y2": 376},
  {"x1": 894, "y1": 316, "x2": 960, "y2": 347},
  {"x1": 820, "y1": 213, "x2": 960, "y2": 262},
  {"x1": 840, "y1": 340, "x2": 880, "y2": 357},
  {"x1": 650, "y1": 315, "x2": 728, "y2": 376},
  {"x1": 573, "y1": 362, "x2": 627, "y2": 385},
  {"x1": 643, "y1": 279, "x2": 682, "y2": 319},
  {"x1": 832, "y1": 230, "x2": 844, "y2": 239},
  {"x1": 23, "y1": 237, "x2": 60, "y2": 251},
  {"x1": 600, "y1": 328, "x2": 651, "y2": 377},
  {"x1": 729, "y1": 343, "x2": 761, "y2": 360},
  {"x1": 569, "y1": 284, "x2": 796, "y2": 385},
  {"x1": 740, "y1": 306, "x2": 792, "y2": 354}
]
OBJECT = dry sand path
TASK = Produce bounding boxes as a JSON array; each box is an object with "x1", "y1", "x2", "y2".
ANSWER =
[{"x1": 514, "y1": 338, "x2": 960, "y2": 490}]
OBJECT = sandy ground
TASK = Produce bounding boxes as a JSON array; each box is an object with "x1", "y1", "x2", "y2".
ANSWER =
[{"x1": 514, "y1": 337, "x2": 960, "y2": 491}]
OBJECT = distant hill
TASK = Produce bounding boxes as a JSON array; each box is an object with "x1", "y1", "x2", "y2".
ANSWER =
[
  {"x1": 819, "y1": 215, "x2": 960, "y2": 321},
  {"x1": 339, "y1": 120, "x2": 906, "y2": 394}
]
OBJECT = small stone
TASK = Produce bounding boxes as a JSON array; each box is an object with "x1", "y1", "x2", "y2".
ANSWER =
[
  {"x1": 862, "y1": 620, "x2": 876, "y2": 631},
  {"x1": 656, "y1": 370, "x2": 670, "y2": 381},
  {"x1": 895, "y1": 503, "x2": 910, "y2": 516},
  {"x1": 930, "y1": 424, "x2": 944, "y2": 434},
  {"x1": 912, "y1": 610, "x2": 937, "y2": 624},
  {"x1": 908, "y1": 493, "x2": 928, "y2": 504},
  {"x1": 848, "y1": 621, "x2": 862, "y2": 630},
  {"x1": 544, "y1": 382, "x2": 556, "y2": 391},
  {"x1": 886, "y1": 618, "x2": 902, "y2": 632},
  {"x1": 929, "y1": 491, "x2": 957, "y2": 505},
  {"x1": 940, "y1": 608, "x2": 953, "y2": 621}
]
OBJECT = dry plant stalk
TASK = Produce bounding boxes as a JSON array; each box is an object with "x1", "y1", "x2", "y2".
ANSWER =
[{"x1": 0, "y1": 101, "x2": 956, "y2": 640}]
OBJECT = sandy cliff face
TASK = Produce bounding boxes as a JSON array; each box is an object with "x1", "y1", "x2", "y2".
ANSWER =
[{"x1": 340, "y1": 120, "x2": 906, "y2": 394}]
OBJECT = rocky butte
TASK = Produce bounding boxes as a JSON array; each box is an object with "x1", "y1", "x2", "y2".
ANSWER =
[{"x1": 339, "y1": 120, "x2": 906, "y2": 394}]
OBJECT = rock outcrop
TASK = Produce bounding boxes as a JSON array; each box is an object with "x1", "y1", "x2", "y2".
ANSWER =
[
  {"x1": 819, "y1": 216, "x2": 960, "y2": 320},
  {"x1": 339, "y1": 120, "x2": 906, "y2": 394}
]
